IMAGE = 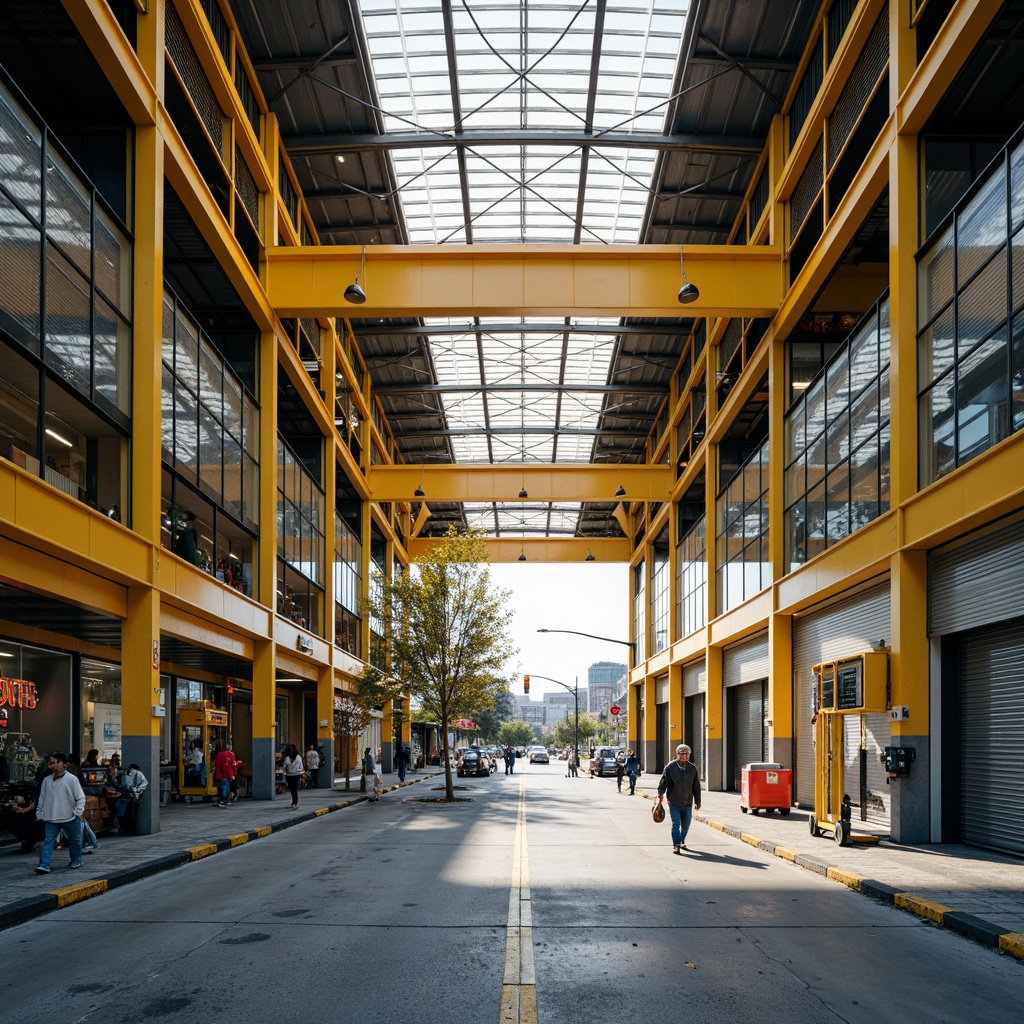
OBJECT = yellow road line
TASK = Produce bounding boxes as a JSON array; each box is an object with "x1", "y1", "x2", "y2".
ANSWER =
[{"x1": 500, "y1": 773, "x2": 537, "y2": 1024}]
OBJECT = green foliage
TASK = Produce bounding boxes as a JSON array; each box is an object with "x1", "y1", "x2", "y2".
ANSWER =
[
  {"x1": 470, "y1": 686, "x2": 518, "y2": 740},
  {"x1": 353, "y1": 665, "x2": 403, "y2": 710},
  {"x1": 367, "y1": 527, "x2": 517, "y2": 798},
  {"x1": 497, "y1": 719, "x2": 536, "y2": 748},
  {"x1": 551, "y1": 711, "x2": 599, "y2": 748}
]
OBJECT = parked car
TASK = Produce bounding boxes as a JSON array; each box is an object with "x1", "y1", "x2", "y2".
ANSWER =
[
  {"x1": 589, "y1": 747, "x2": 621, "y2": 777},
  {"x1": 528, "y1": 746, "x2": 549, "y2": 764},
  {"x1": 456, "y1": 749, "x2": 491, "y2": 777}
]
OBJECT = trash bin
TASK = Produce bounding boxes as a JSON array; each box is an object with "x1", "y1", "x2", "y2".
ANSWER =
[{"x1": 740, "y1": 762, "x2": 792, "y2": 815}]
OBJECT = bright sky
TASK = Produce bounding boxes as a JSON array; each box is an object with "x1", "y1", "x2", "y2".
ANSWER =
[{"x1": 489, "y1": 562, "x2": 630, "y2": 699}]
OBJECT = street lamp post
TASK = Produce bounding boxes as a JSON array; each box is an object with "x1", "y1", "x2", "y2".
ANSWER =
[
  {"x1": 536, "y1": 628, "x2": 635, "y2": 663},
  {"x1": 524, "y1": 673, "x2": 579, "y2": 772}
]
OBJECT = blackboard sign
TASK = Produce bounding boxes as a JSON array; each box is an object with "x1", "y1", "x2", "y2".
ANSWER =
[{"x1": 836, "y1": 662, "x2": 863, "y2": 710}]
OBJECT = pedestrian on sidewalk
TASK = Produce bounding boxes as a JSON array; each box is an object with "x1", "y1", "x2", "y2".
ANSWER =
[
  {"x1": 305, "y1": 743, "x2": 321, "y2": 787},
  {"x1": 624, "y1": 750, "x2": 640, "y2": 795},
  {"x1": 213, "y1": 744, "x2": 237, "y2": 808},
  {"x1": 34, "y1": 752, "x2": 85, "y2": 874},
  {"x1": 363, "y1": 747, "x2": 380, "y2": 801},
  {"x1": 282, "y1": 744, "x2": 303, "y2": 808},
  {"x1": 656, "y1": 744, "x2": 701, "y2": 853},
  {"x1": 397, "y1": 745, "x2": 409, "y2": 782}
]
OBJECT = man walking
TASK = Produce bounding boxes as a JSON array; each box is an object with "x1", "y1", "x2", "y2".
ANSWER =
[
  {"x1": 624, "y1": 749, "x2": 640, "y2": 795},
  {"x1": 396, "y1": 745, "x2": 408, "y2": 782},
  {"x1": 34, "y1": 752, "x2": 85, "y2": 873},
  {"x1": 656, "y1": 744, "x2": 701, "y2": 853},
  {"x1": 213, "y1": 744, "x2": 237, "y2": 808}
]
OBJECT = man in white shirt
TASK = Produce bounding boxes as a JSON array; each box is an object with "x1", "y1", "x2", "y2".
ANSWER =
[{"x1": 35, "y1": 751, "x2": 86, "y2": 873}]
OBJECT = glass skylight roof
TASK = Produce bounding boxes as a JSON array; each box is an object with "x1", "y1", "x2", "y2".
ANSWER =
[{"x1": 359, "y1": 1, "x2": 690, "y2": 534}]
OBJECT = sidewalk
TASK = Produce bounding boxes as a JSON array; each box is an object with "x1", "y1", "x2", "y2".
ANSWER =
[
  {"x1": 0, "y1": 769, "x2": 442, "y2": 932},
  {"x1": 625, "y1": 771, "x2": 1024, "y2": 961}
]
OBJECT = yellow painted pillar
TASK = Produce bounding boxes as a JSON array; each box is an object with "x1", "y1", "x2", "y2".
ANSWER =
[
  {"x1": 642, "y1": 675, "x2": 657, "y2": 773},
  {"x1": 252, "y1": 637, "x2": 277, "y2": 799},
  {"x1": 668, "y1": 660, "x2": 684, "y2": 753},
  {"x1": 381, "y1": 696, "x2": 394, "y2": 773},
  {"x1": 122, "y1": 585, "x2": 162, "y2": 833},
  {"x1": 705, "y1": 644, "x2": 724, "y2": 790},
  {"x1": 889, "y1": 549, "x2": 930, "y2": 842},
  {"x1": 768, "y1": 612, "x2": 793, "y2": 769},
  {"x1": 316, "y1": 662, "x2": 333, "y2": 788}
]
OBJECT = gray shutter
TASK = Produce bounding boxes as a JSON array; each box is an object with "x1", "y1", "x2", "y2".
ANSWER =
[
  {"x1": 655, "y1": 673, "x2": 669, "y2": 704},
  {"x1": 793, "y1": 582, "x2": 890, "y2": 807},
  {"x1": 732, "y1": 680, "x2": 766, "y2": 789},
  {"x1": 686, "y1": 693, "x2": 706, "y2": 781},
  {"x1": 929, "y1": 518, "x2": 1024, "y2": 635},
  {"x1": 961, "y1": 618, "x2": 1024, "y2": 856},
  {"x1": 723, "y1": 632, "x2": 769, "y2": 687},
  {"x1": 683, "y1": 659, "x2": 706, "y2": 696}
]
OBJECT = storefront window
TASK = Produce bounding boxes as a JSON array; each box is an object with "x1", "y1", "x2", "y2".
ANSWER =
[{"x1": 80, "y1": 658, "x2": 122, "y2": 761}]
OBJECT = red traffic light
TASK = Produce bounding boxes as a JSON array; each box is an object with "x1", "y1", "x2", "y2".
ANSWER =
[{"x1": 523, "y1": 675, "x2": 530, "y2": 694}]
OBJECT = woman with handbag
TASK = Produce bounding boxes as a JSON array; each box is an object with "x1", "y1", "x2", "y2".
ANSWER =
[{"x1": 282, "y1": 744, "x2": 303, "y2": 809}]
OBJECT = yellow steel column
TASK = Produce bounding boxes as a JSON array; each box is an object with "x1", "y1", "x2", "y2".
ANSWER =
[
  {"x1": 641, "y1": 675, "x2": 657, "y2": 772},
  {"x1": 252, "y1": 637, "x2": 277, "y2": 799},
  {"x1": 890, "y1": 549, "x2": 930, "y2": 842},
  {"x1": 668, "y1": 661, "x2": 684, "y2": 754},
  {"x1": 705, "y1": 644, "x2": 724, "y2": 791},
  {"x1": 122, "y1": 585, "x2": 162, "y2": 834},
  {"x1": 768, "y1": 613, "x2": 793, "y2": 770},
  {"x1": 123, "y1": 7, "x2": 165, "y2": 835},
  {"x1": 316, "y1": 662, "x2": 333, "y2": 788}
]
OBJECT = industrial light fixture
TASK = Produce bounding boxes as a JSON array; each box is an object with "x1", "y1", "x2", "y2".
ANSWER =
[
  {"x1": 677, "y1": 247, "x2": 699, "y2": 304},
  {"x1": 519, "y1": 486, "x2": 528, "y2": 499},
  {"x1": 615, "y1": 483, "x2": 626, "y2": 498},
  {"x1": 414, "y1": 465, "x2": 425, "y2": 498},
  {"x1": 585, "y1": 549, "x2": 596, "y2": 562},
  {"x1": 344, "y1": 244, "x2": 367, "y2": 304},
  {"x1": 518, "y1": 549, "x2": 527, "y2": 562}
]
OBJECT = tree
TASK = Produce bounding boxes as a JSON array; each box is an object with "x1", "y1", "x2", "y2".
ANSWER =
[
  {"x1": 497, "y1": 720, "x2": 536, "y2": 749},
  {"x1": 368, "y1": 528, "x2": 517, "y2": 800},
  {"x1": 471, "y1": 686, "x2": 518, "y2": 741},
  {"x1": 552, "y1": 711, "x2": 598, "y2": 750},
  {"x1": 333, "y1": 694, "x2": 372, "y2": 791}
]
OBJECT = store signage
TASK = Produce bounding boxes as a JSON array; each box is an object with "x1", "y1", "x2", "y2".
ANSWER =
[{"x1": 0, "y1": 677, "x2": 38, "y2": 709}]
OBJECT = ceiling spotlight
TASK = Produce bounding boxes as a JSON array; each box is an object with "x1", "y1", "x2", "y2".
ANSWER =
[
  {"x1": 519, "y1": 486, "x2": 528, "y2": 499},
  {"x1": 677, "y1": 246, "x2": 700, "y2": 304},
  {"x1": 345, "y1": 244, "x2": 367, "y2": 304},
  {"x1": 615, "y1": 484, "x2": 626, "y2": 498},
  {"x1": 585, "y1": 549, "x2": 596, "y2": 562}
]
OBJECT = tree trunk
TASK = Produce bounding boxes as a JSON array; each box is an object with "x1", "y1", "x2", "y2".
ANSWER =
[{"x1": 441, "y1": 714, "x2": 455, "y2": 800}]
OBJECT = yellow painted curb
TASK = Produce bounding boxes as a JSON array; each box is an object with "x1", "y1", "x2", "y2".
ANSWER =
[
  {"x1": 705, "y1": 820, "x2": 725, "y2": 832},
  {"x1": 315, "y1": 807, "x2": 329, "y2": 816},
  {"x1": 254, "y1": 825, "x2": 272, "y2": 837},
  {"x1": 998, "y1": 932, "x2": 1024, "y2": 960},
  {"x1": 740, "y1": 833, "x2": 761, "y2": 847},
  {"x1": 894, "y1": 893, "x2": 952, "y2": 923},
  {"x1": 228, "y1": 833, "x2": 249, "y2": 847},
  {"x1": 51, "y1": 879, "x2": 107, "y2": 908},
  {"x1": 826, "y1": 866, "x2": 865, "y2": 890},
  {"x1": 188, "y1": 843, "x2": 218, "y2": 860},
  {"x1": 773, "y1": 845, "x2": 797, "y2": 862}
]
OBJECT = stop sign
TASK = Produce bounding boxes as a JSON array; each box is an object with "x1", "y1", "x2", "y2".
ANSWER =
[{"x1": 609, "y1": 704, "x2": 621, "y2": 716}]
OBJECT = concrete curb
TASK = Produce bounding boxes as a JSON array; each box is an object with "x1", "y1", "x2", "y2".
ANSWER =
[
  {"x1": 0, "y1": 775, "x2": 432, "y2": 932},
  {"x1": 690, "y1": 807, "x2": 1024, "y2": 962}
]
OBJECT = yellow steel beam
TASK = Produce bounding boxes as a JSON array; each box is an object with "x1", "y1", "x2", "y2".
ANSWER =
[
  {"x1": 267, "y1": 244, "x2": 783, "y2": 319},
  {"x1": 371, "y1": 464, "x2": 674, "y2": 503},
  {"x1": 406, "y1": 537, "x2": 632, "y2": 563}
]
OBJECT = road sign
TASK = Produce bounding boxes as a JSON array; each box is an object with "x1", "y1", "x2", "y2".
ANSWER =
[{"x1": 609, "y1": 704, "x2": 621, "y2": 716}]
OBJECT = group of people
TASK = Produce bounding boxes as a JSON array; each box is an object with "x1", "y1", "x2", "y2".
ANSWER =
[
  {"x1": 12, "y1": 749, "x2": 149, "y2": 874},
  {"x1": 502, "y1": 745, "x2": 517, "y2": 774}
]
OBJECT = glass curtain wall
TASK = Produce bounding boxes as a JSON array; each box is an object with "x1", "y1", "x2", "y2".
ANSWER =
[
  {"x1": 334, "y1": 512, "x2": 362, "y2": 656},
  {"x1": 633, "y1": 561, "x2": 646, "y2": 660},
  {"x1": 650, "y1": 527, "x2": 670, "y2": 655},
  {"x1": 277, "y1": 436, "x2": 324, "y2": 632},
  {"x1": 0, "y1": 78, "x2": 131, "y2": 520},
  {"x1": 918, "y1": 130, "x2": 1024, "y2": 484},
  {"x1": 716, "y1": 440, "x2": 770, "y2": 614},
  {"x1": 785, "y1": 296, "x2": 892, "y2": 571},
  {"x1": 675, "y1": 515, "x2": 707, "y2": 640},
  {"x1": 160, "y1": 289, "x2": 258, "y2": 593}
]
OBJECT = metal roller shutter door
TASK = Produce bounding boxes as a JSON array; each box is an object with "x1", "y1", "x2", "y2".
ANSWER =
[
  {"x1": 683, "y1": 660, "x2": 705, "y2": 697},
  {"x1": 723, "y1": 633, "x2": 769, "y2": 687},
  {"x1": 960, "y1": 619, "x2": 1024, "y2": 856},
  {"x1": 793, "y1": 583, "x2": 890, "y2": 813},
  {"x1": 685, "y1": 693, "x2": 706, "y2": 781},
  {"x1": 731, "y1": 681, "x2": 766, "y2": 790}
]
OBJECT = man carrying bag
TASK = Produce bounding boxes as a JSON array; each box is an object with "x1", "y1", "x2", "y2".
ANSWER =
[{"x1": 655, "y1": 744, "x2": 701, "y2": 854}]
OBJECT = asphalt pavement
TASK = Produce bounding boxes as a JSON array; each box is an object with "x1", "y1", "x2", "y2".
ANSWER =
[{"x1": 2, "y1": 762, "x2": 1023, "y2": 963}]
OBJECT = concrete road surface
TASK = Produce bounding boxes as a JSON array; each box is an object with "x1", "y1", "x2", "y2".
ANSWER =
[{"x1": 2, "y1": 764, "x2": 1022, "y2": 1023}]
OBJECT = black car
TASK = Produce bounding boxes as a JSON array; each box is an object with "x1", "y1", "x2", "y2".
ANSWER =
[{"x1": 456, "y1": 749, "x2": 491, "y2": 778}]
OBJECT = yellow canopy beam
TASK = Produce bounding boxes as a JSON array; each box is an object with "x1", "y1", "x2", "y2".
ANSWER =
[
  {"x1": 267, "y1": 244, "x2": 783, "y2": 318},
  {"x1": 371, "y1": 464, "x2": 673, "y2": 503},
  {"x1": 406, "y1": 537, "x2": 632, "y2": 563}
]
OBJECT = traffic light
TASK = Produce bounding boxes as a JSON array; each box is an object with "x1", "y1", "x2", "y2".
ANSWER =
[{"x1": 523, "y1": 675, "x2": 530, "y2": 694}]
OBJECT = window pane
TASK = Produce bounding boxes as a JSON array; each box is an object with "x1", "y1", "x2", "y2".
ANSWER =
[{"x1": 957, "y1": 248, "x2": 1006, "y2": 360}]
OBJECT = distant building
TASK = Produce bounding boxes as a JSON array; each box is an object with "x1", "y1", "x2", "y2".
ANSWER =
[
  {"x1": 588, "y1": 661, "x2": 627, "y2": 686},
  {"x1": 586, "y1": 662, "x2": 626, "y2": 716}
]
